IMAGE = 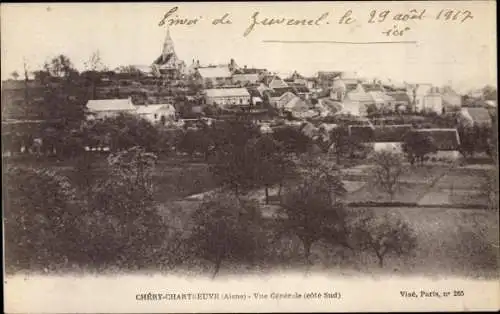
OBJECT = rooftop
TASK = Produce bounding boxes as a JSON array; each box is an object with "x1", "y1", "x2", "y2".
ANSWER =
[
  {"x1": 411, "y1": 128, "x2": 461, "y2": 150},
  {"x1": 197, "y1": 66, "x2": 232, "y2": 78},
  {"x1": 135, "y1": 104, "x2": 174, "y2": 115},
  {"x1": 86, "y1": 98, "x2": 136, "y2": 112},
  {"x1": 204, "y1": 88, "x2": 250, "y2": 97}
]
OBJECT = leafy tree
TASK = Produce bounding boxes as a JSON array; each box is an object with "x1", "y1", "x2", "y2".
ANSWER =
[
  {"x1": 4, "y1": 167, "x2": 77, "y2": 272},
  {"x1": 402, "y1": 131, "x2": 438, "y2": 165},
  {"x1": 208, "y1": 120, "x2": 261, "y2": 196},
  {"x1": 458, "y1": 126, "x2": 476, "y2": 159},
  {"x1": 81, "y1": 147, "x2": 165, "y2": 269},
  {"x1": 249, "y1": 134, "x2": 294, "y2": 204},
  {"x1": 188, "y1": 192, "x2": 264, "y2": 278},
  {"x1": 482, "y1": 85, "x2": 497, "y2": 101},
  {"x1": 279, "y1": 158, "x2": 347, "y2": 265},
  {"x1": 272, "y1": 125, "x2": 312, "y2": 156},
  {"x1": 370, "y1": 151, "x2": 405, "y2": 200},
  {"x1": 350, "y1": 209, "x2": 417, "y2": 267},
  {"x1": 44, "y1": 54, "x2": 78, "y2": 80},
  {"x1": 176, "y1": 126, "x2": 213, "y2": 160},
  {"x1": 86, "y1": 113, "x2": 160, "y2": 152},
  {"x1": 10, "y1": 71, "x2": 20, "y2": 80}
]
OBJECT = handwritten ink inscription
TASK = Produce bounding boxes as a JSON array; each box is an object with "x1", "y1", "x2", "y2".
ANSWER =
[
  {"x1": 157, "y1": 6, "x2": 475, "y2": 39},
  {"x1": 243, "y1": 11, "x2": 330, "y2": 37}
]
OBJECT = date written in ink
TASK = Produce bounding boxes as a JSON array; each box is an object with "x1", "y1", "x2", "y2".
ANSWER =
[{"x1": 400, "y1": 290, "x2": 465, "y2": 298}]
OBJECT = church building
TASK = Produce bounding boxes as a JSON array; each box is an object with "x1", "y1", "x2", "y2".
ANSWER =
[{"x1": 152, "y1": 27, "x2": 186, "y2": 80}]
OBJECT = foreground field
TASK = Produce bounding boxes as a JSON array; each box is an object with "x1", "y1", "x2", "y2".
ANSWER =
[
  {"x1": 156, "y1": 202, "x2": 499, "y2": 279},
  {"x1": 5, "y1": 156, "x2": 498, "y2": 279}
]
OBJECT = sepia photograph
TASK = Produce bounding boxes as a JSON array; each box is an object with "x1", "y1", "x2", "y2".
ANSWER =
[{"x1": 2, "y1": 1, "x2": 499, "y2": 312}]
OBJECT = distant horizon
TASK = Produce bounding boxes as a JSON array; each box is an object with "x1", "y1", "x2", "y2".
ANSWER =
[{"x1": 1, "y1": 2, "x2": 497, "y2": 94}]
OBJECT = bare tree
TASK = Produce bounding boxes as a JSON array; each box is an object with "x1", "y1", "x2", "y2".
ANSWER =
[
  {"x1": 350, "y1": 209, "x2": 417, "y2": 267},
  {"x1": 370, "y1": 150, "x2": 405, "y2": 200},
  {"x1": 84, "y1": 50, "x2": 106, "y2": 72}
]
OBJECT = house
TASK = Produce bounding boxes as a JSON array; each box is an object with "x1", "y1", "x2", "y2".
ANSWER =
[
  {"x1": 458, "y1": 107, "x2": 492, "y2": 127},
  {"x1": 186, "y1": 59, "x2": 201, "y2": 76},
  {"x1": 275, "y1": 92, "x2": 297, "y2": 110},
  {"x1": 196, "y1": 66, "x2": 232, "y2": 87},
  {"x1": 283, "y1": 97, "x2": 316, "y2": 119},
  {"x1": 268, "y1": 87, "x2": 297, "y2": 107},
  {"x1": 424, "y1": 87, "x2": 444, "y2": 114},
  {"x1": 232, "y1": 73, "x2": 260, "y2": 85},
  {"x1": 368, "y1": 91, "x2": 395, "y2": 111},
  {"x1": 371, "y1": 124, "x2": 413, "y2": 153},
  {"x1": 289, "y1": 83, "x2": 311, "y2": 99},
  {"x1": 412, "y1": 84, "x2": 443, "y2": 114},
  {"x1": 317, "y1": 98, "x2": 343, "y2": 116},
  {"x1": 341, "y1": 88, "x2": 375, "y2": 116},
  {"x1": 135, "y1": 104, "x2": 176, "y2": 124},
  {"x1": 317, "y1": 71, "x2": 342, "y2": 89},
  {"x1": 362, "y1": 83, "x2": 385, "y2": 92},
  {"x1": 261, "y1": 75, "x2": 289, "y2": 89},
  {"x1": 412, "y1": 128, "x2": 461, "y2": 160},
  {"x1": 203, "y1": 88, "x2": 251, "y2": 109},
  {"x1": 441, "y1": 86, "x2": 462, "y2": 112},
  {"x1": 247, "y1": 88, "x2": 264, "y2": 106},
  {"x1": 387, "y1": 91, "x2": 411, "y2": 112},
  {"x1": 86, "y1": 97, "x2": 137, "y2": 120},
  {"x1": 348, "y1": 124, "x2": 412, "y2": 153}
]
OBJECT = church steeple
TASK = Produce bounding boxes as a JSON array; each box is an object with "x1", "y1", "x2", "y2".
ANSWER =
[{"x1": 162, "y1": 27, "x2": 175, "y2": 60}]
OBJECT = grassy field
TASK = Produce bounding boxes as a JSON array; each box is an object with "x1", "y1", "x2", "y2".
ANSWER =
[
  {"x1": 5, "y1": 154, "x2": 218, "y2": 203},
  {"x1": 5, "y1": 155, "x2": 498, "y2": 278},
  {"x1": 343, "y1": 164, "x2": 494, "y2": 206},
  {"x1": 152, "y1": 201, "x2": 499, "y2": 279}
]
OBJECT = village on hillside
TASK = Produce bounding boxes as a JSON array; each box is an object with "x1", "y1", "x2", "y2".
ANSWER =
[{"x1": 2, "y1": 27, "x2": 499, "y2": 279}]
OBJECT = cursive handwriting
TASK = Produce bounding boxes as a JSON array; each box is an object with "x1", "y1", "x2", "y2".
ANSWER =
[
  {"x1": 158, "y1": 6, "x2": 201, "y2": 27},
  {"x1": 157, "y1": 6, "x2": 476, "y2": 39},
  {"x1": 243, "y1": 11, "x2": 330, "y2": 37}
]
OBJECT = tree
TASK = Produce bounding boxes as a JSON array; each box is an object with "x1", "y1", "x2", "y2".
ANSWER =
[
  {"x1": 249, "y1": 134, "x2": 294, "y2": 204},
  {"x1": 208, "y1": 119, "x2": 261, "y2": 197},
  {"x1": 188, "y1": 192, "x2": 263, "y2": 278},
  {"x1": 82, "y1": 50, "x2": 107, "y2": 99},
  {"x1": 4, "y1": 167, "x2": 77, "y2": 272},
  {"x1": 84, "y1": 50, "x2": 106, "y2": 72},
  {"x1": 370, "y1": 151, "x2": 405, "y2": 200},
  {"x1": 350, "y1": 209, "x2": 417, "y2": 267},
  {"x1": 44, "y1": 54, "x2": 78, "y2": 80},
  {"x1": 482, "y1": 85, "x2": 497, "y2": 101},
  {"x1": 86, "y1": 113, "x2": 160, "y2": 152},
  {"x1": 176, "y1": 126, "x2": 213, "y2": 160},
  {"x1": 402, "y1": 131, "x2": 438, "y2": 165},
  {"x1": 81, "y1": 147, "x2": 165, "y2": 269},
  {"x1": 279, "y1": 158, "x2": 348, "y2": 265},
  {"x1": 272, "y1": 125, "x2": 312, "y2": 156},
  {"x1": 10, "y1": 71, "x2": 20, "y2": 80},
  {"x1": 328, "y1": 124, "x2": 352, "y2": 164}
]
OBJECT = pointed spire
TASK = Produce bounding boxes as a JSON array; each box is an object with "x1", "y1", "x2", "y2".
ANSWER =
[{"x1": 162, "y1": 26, "x2": 175, "y2": 60}]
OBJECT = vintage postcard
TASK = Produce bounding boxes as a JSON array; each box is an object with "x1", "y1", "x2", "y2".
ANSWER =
[{"x1": 2, "y1": 1, "x2": 499, "y2": 313}]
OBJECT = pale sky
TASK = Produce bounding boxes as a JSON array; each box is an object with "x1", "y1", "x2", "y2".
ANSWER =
[{"x1": 1, "y1": 2, "x2": 497, "y2": 93}]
